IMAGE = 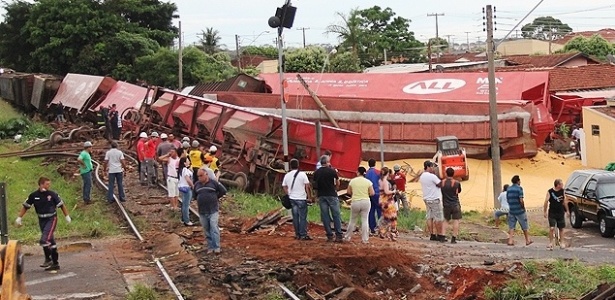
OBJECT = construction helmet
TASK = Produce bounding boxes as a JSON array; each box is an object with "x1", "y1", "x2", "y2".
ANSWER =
[
  {"x1": 150, "y1": 132, "x2": 159, "y2": 138},
  {"x1": 209, "y1": 145, "x2": 218, "y2": 152},
  {"x1": 192, "y1": 140, "x2": 200, "y2": 148},
  {"x1": 139, "y1": 132, "x2": 147, "y2": 138},
  {"x1": 160, "y1": 133, "x2": 168, "y2": 139},
  {"x1": 182, "y1": 137, "x2": 190, "y2": 142},
  {"x1": 182, "y1": 141, "x2": 190, "y2": 148},
  {"x1": 393, "y1": 164, "x2": 401, "y2": 172}
]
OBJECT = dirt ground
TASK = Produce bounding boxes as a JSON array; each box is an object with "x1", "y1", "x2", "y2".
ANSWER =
[{"x1": 387, "y1": 150, "x2": 584, "y2": 211}]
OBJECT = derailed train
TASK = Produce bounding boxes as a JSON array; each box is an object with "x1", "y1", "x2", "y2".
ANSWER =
[{"x1": 0, "y1": 72, "x2": 362, "y2": 193}]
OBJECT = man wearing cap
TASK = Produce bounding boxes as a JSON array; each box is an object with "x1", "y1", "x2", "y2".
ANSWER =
[
  {"x1": 419, "y1": 161, "x2": 444, "y2": 242},
  {"x1": 392, "y1": 164, "x2": 410, "y2": 214},
  {"x1": 136, "y1": 132, "x2": 148, "y2": 185},
  {"x1": 143, "y1": 132, "x2": 159, "y2": 186},
  {"x1": 104, "y1": 141, "x2": 126, "y2": 203},
  {"x1": 78, "y1": 141, "x2": 94, "y2": 204},
  {"x1": 157, "y1": 133, "x2": 174, "y2": 182}
]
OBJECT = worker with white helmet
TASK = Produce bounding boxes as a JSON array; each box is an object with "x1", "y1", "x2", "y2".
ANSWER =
[
  {"x1": 143, "y1": 132, "x2": 159, "y2": 185},
  {"x1": 156, "y1": 133, "x2": 173, "y2": 182},
  {"x1": 136, "y1": 132, "x2": 149, "y2": 185},
  {"x1": 205, "y1": 145, "x2": 220, "y2": 178}
]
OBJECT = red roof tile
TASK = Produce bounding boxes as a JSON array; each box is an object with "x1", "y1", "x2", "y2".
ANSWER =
[
  {"x1": 548, "y1": 64, "x2": 615, "y2": 92},
  {"x1": 503, "y1": 52, "x2": 599, "y2": 68},
  {"x1": 231, "y1": 55, "x2": 268, "y2": 68},
  {"x1": 556, "y1": 28, "x2": 615, "y2": 45},
  {"x1": 436, "y1": 52, "x2": 487, "y2": 64}
]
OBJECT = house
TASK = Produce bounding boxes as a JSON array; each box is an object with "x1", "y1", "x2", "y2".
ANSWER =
[
  {"x1": 230, "y1": 54, "x2": 278, "y2": 74},
  {"x1": 363, "y1": 60, "x2": 506, "y2": 73},
  {"x1": 436, "y1": 52, "x2": 488, "y2": 64},
  {"x1": 556, "y1": 28, "x2": 615, "y2": 45},
  {"x1": 497, "y1": 39, "x2": 564, "y2": 56},
  {"x1": 504, "y1": 52, "x2": 600, "y2": 68},
  {"x1": 582, "y1": 104, "x2": 615, "y2": 168}
]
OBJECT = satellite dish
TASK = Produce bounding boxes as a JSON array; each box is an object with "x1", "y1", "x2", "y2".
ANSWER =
[
  {"x1": 435, "y1": 65, "x2": 445, "y2": 73},
  {"x1": 607, "y1": 54, "x2": 615, "y2": 64}
]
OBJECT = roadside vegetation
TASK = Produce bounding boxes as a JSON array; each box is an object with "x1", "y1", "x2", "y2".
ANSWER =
[
  {"x1": 0, "y1": 100, "x2": 120, "y2": 244},
  {"x1": 226, "y1": 190, "x2": 426, "y2": 231},
  {"x1": 485, "y1": 259, "x2": 615, "y2": 299},
  {"x1": 462, "y1": 210, "x2": 549, "y2": 238},
  {"x1": 126, "y1": 284, "x2": 160, "y2": 300}
]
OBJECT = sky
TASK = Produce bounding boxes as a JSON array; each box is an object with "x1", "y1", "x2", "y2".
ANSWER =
[
  {"x1": 174, "y1": 0, "x2": 615, "y2": 49},
  {"x1": 1, "y1": 0, "x2": 614, "y2": 49}
]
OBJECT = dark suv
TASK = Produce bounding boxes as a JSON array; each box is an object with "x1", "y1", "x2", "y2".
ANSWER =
[{"x1": 564, "y1": 170, "x2": 615, "y2": 238}]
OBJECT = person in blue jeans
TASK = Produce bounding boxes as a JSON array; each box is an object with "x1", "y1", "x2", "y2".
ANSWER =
[
  {"x1": 282, "y1": 159, "x2": 313, "y2": 240},
  {"x1": 506, "y1": 175, "x2": 533, "y2": 246},
  {"x1": 194, "y1": 168, "x2": 227, "y2": 254},
  {"x1": 104, "y1": 141, "x2": 126, "y2": 203},
  {"x1": 313, "y1": 155, "x2": 342, "y2": 242},
  {"x1": 178, "y1": 157, "x2": 194, "y2": 226},
  {"x1": 77, "y1": 141, "x2": 93, "y2": 204},
  {"x1": 365, "y1": 159, "x2": 381, "y2": 234}
]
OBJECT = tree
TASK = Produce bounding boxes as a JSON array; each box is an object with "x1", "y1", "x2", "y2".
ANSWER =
[
  {"x1": 521, "y1": 16, "x2": 572, "y2": 40},
  {"x1": 135, "y1": 46, "x2": 236, "y2": 89},
  {"x1": 563, "y1": 35, "x2": 614, "y2": 59},
  {"x1": 329, "y1": 52, "x2": 362, "y2": 73},
  {"x1": 0, "y1": 0, "x2": 177, "y2": 76},
  {"x1": 198, "y1": 27, "x2": 223, "y2": 54},
  {"x1": 284, "y1": 47, "x2": 327, "y2": 73},
  {"x1": 326, "y1": 8, "x2": 362, "y2": 57},
  {"x1": 327, "y1": 6, "x2": 424, "y2": 67},
  {"x1": 241, "y1": 45, "x2": 278, "y2": 58},
  {"x1": 0, "y1": 1, "x2": 35, "y2": 71}
]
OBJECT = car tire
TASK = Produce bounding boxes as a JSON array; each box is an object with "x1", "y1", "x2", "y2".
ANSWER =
[
  {"x1": 598, "y1": 214, "x2": 615, "y2": 238},
  {"x1": 570, "y1": 206, "x2": 583, "y2": 228}
]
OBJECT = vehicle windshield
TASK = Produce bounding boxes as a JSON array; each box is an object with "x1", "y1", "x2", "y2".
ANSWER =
[
  {"x1": 440, "y1": 140, "x2": 458, "y2": 151},
  {"x1": 597, "y1": 182, "x2": 615, "y2": 199}
]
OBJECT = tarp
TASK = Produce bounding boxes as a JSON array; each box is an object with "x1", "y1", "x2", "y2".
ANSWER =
[
  {"x1": 94, "y1": 81, "x2": 147, "y2": 115},
  {"x1": 51, "y1": 74, "x2": 116, "y2": 111},
  {"x1": 258, "y1": 72, "x2": 550, "y2": 103}
]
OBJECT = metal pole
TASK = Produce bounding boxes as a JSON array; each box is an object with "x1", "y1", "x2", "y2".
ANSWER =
[
  {"x1": 486, "y1": 5, "x2": 502, "y2": 208},
  {"x1": 178, "y1": 20, "x2": 183, "y2": 91},
  {"x1": 465, "y1": 31, "x2": 471, "y2": 51},
  {"x1": 316, "y1": 120, "x2": 322, "y2": 159},
  {"x1": 0, "y1": 182, "x2": 9, "y2": 244},
  {"x1": 379, "y1": 126, "x2": 384, "y2": 169},
  {"x1": 235, "y1": 34, "x2": 242, "y2": 72},
  {"x1": 278, "y1": 30, "x2": 289, "y2": 172}
]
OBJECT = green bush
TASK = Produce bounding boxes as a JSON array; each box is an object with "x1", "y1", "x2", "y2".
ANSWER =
[
  {"x1": 0, "y1": 117, "x2": 52, "y2": 140},
  {"x1": 126, "y1": 284, "x2": 159, "y2": 300}
]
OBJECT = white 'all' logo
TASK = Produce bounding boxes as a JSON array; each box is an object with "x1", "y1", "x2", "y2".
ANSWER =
[{"x1": 402, "y1": 79, "x2": 466, "y2": 95}]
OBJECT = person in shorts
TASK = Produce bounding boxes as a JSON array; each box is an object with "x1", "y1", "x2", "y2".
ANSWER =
[
  {"x1": 506, "y1": 175, "x2": 533, "y2": 246},
  {"x1": 419, "y1": 161, "x2": 443, "y2": 241},
  {"x1": 494, "y1": 184, "x2": 510, "y2": 227},
  {"x1": 543, "y1": 179, "x2": 569, "y2": 249},
  {"x1": 441, "y1": 168, "x2": 462, "y2": 244}
]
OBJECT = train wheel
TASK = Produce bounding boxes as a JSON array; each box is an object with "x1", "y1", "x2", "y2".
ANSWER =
[
  {"x1": 233, "y1": 172, "x2": 248, "y2": 191},
  {"x1": 49, "y1": 131, "x2": 64, "y2": 147}
]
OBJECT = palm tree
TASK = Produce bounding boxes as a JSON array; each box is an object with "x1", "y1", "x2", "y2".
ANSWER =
[
  {"x1": 199, "y1": 27, "x2": 223, "y2": 54},
  {"x1": 325, "y1": 9, "x2": 362, "y2": 58}
]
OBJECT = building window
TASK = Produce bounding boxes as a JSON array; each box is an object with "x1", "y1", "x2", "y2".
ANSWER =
[{"x1": 592, "y1": 125, "x2": 600, "y2": 136}]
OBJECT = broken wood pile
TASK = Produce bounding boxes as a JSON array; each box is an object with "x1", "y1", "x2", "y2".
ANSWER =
[
  {"x1": 579, "y1": 283, "x2": 615, "y2": 300},
  {"x1": 240, "y1": 208, "x2": 291, "y2": 234}
]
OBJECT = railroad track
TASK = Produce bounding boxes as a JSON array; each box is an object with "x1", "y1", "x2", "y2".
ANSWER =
[{"x1": 4, "y1": 143, "x2": 188, "y2": 299}]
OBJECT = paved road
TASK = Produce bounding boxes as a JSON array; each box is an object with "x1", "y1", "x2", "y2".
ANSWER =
[{"x1": 21, "y1": 238, "x2": 156, "y2": 300}]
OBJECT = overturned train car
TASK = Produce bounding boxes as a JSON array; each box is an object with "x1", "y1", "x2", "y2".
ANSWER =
[{"x1": 143, "y1": 88, "x2": 362, "y2": 193}]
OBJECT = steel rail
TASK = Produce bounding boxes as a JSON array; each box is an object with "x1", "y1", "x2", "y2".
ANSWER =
[{"x1": 18, "y1": 151, "x2": 185, "y2": 300}]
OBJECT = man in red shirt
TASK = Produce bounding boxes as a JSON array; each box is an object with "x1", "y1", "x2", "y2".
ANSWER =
[
  {"x1": 392, "y1": 164, "x2": 410, "y2": 214},
  {"x1": 136, "y1": 132, "x2": 148, "y2": 185},
  {"x1": 144, "y1": 132, "x2": 158, "y2": 185}
]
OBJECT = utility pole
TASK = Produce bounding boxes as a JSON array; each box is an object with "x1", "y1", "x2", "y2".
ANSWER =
[
  {"x1": 485, "y1": 5, "x2": 502, "y2": 208},
  {"x1": 383, "y1": 49, "x2": 387, "y2": 64},
  {"x1": 178, "y1": 20, "x2": 183, "y2": 91},
  {"x1": 235, "y1": 34, "x2": 242, "y2": 72},
  {"x1": 465, "y1": 31, "x2": 471, "y2": 51},
  {"x1": 427, "y1": 13, "x2": 444, "y2": 62},
  {"x1": 445, "y1": 34, "x2": 454, "y2": 53},
  {"x1": 427, "y1": 39, "x2": 433, "y2": 72},
  {"x1": 297, "y1": 27, "x2": 310, "y2": 48}
]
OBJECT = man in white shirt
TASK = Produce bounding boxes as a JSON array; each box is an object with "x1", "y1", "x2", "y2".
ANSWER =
[
  {"x1": 104, "y1": 141, "x2": 126, "y2": 203},
  {"x1": 419, "y1": 161, "x2": 443, "y2": 241},
  {"x1": 160, "y1": 149, "x2": 180, "y2": 210},
  {"x1": 494, "y1": 184, "x2": 510, "y2": 227},
  {"x1": 283, "y1": 159, "x2": 313, "y2": 240},
  {"x1": 571, "y1": 125, "x2": 581, "y2": 157}
]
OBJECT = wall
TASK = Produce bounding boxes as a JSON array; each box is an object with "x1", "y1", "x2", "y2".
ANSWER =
[
  {"x1": 560, "y1": 56, "x2": 592, "y2": 67},
  {"x1": 497, "y1": 39, "x2": 564, "y2": 56},
  {"x1": 582, "y1": 106, "x2": 615, "y2": 168}
]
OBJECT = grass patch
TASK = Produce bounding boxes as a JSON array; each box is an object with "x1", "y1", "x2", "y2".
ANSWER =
[
  {"x1": 0, "y1": 99, "x2": 23, "y2": 122},
  {"x1": 2, "y1": 147, "x2": 121, "y2": 243},
  {"x1": 226, "y1": 191, "x2": 425, "y2": 231},
  {"x1": 485, "y1": 259, "x2": 615, "y2": 299},
  {"x1": 126, "y1": 284, "x2": 160, "y2": 300}
]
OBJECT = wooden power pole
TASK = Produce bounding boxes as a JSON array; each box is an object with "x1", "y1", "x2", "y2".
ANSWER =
[{"x1": 486, "y1": 5, "x2": 502, "y2": 208}]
